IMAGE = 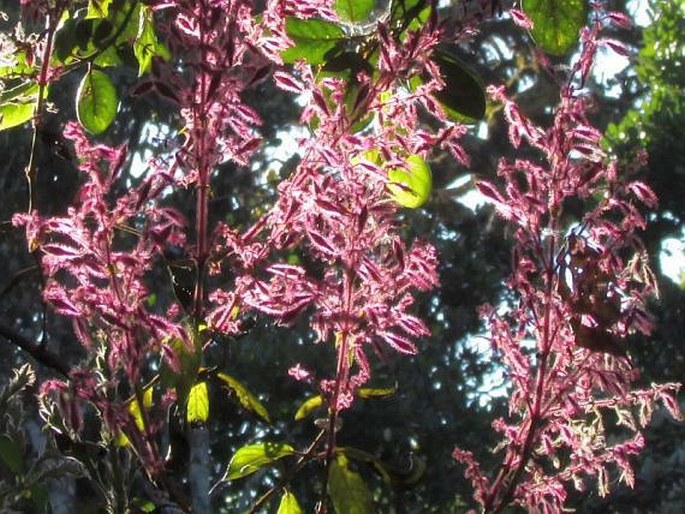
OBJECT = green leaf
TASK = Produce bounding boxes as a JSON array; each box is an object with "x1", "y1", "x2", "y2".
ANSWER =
[
  {"x1": 328, "y1": 455, "x2": 375, "y2": 514},
  {"x1": 54, "y1": 18, "x2": 79, "y2": 63},
  {"x1": 92, "y1": 19, "x2": 115, "y2": 46},
  {"x1": 357, "y1": 384, "x2": 397, "y2": 399},
  {"x1": 74, "y1": 18, "x2": 94, "y2": 51},
  {"x1": 132, "y1": 386, "x2": 153, "y2": 425},
  {"x1": 76, "y1": 69, "x2": 118, "y2": 134},
  {"x1": 89, "y1": 26, "x2": 124, "y2": 68},
  {"x1": 339, "y1": 447, "x2": 392, "y2": 483},
  {"x1": 164, "y1": 249, "x2": 197, "y2": 314},
  {"x1": 522, "y1": 0, "x2": 588, "y2": 56},
  {"x1": 391, "y1": 0, "x2": 430, "y2": 32},
  {"x1": 277, "y1": 490, "x2": 303, "y2": 514},
  {"x1": 322, "y1": 51, "x2": 373, "y2": 79},
  {"x1": 335, "y1": 0, "x2": 374, "y2": 22},
  {"x1": 86, "y1": 0, "x2": 113, "y2": 19},
  {"x1": 387, "y1": 154, "x2": 433, "y2": 208},
  {"x1": 340, "y1": 447, "x2": 426, "y2": 486},
  {"x1": 430, "y1": 47, "x2": 486, "y2": 123},
  {"x1": 215, "y1": 372, "x2": 271, "y2": 423},
  {"x1": 131, "y1": 498, "x2": 157, "y2": 513},
  {"x1": 0, "y1": 51, "x2": 34, "y2": 79},
  {"x1": 160, "y1": 335, "x2": 201, "y2": 407},
  {"x1": 54, "y1": 17, "x2": 108, "y2": 64},
  {"x1": 224, "y1": 442, "x2": 295, "y2": 480},
  {"x1": 294, "y1": 394, "x2": 324, "y2": 421},
  {"x1": 0, "y1": 435, "x2": 24, "y2": 474},
  {"x1": 344, "y1": 82, "x2": 374, "y2": 133},
  {"x1": 281, "y1": 18, "x2": 346, "y2": 65},
  {"x1": 315, "y1": 51, "x2": 375, "y2": 133},
  {"x1": 391, "y1": 0, "x2": 427, "y2": 20},
  {"x1": 55, "y1": 3, "x2": 138, "y2": 67},
  {"x1": 133, "y1": 5, "x2": 171, "y2": 76},
  {"x1": 116, "y1": 1, "x2": 143, "y2": 42},
  {"x1": 0, "y1": 81, "x2": 35, "y2": 104},
  {"x1": 187, "y1": 381, "x2": 210, "y2": 423},
  {"x1": 118, "y1": 385, "x2": 154, "y2": 447},
  {"x1": 0, "y1": 101, "x2": 35, "y2": 131},
  {"x1": 0, "y1": 82, "x2": 41, "y2": 131}
]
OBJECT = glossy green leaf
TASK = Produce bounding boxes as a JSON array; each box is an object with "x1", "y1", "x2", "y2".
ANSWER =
[
  {"x1": 76, "y1": 70, "x2": 118, "y2": 134},
  {"x1": 277, "y1": 490, "x2": 303, "y2": 514},
  {"x1": 215, "y1": 372, "x2": 271, "y2": 423},
  {"x1": 522, "y1": 0, "x2": 588, "y2": 56},
  {"x1": 294, "y1": 394, "x2": 324, "y2": 421},
  {"x1": 328, "y1": 455, "x2": 375, "y2": 514},
  {"x1": 224, "y1": 442, "x2": 295, "y2": 480},
  {"x1": 86, "y1": 0, "x2": 113, "y2": 19},
  {"x1": 281, "y1": 18, "x2": 346, "y2": 65},
  {"x1": 133, "y1": 5, "x2": 171, "y2": 76},
  {"x1": 335, "y1": 0, "x2": 374, "y2": 22},
  {"x1": 0, "y1": 435, "x2": 24, "y2": 474},
  {"x1": 387, "y1": 154, "x2": 433, "y2": 208},
  {"x1": 187, "y1": 381, "x2": 210, "y2": 423},
  {"x1": 430, "y1": 47, "x2": 486, "y2": 123},
  {"x1": 130, "y1": 386, "x2": 154, "y2": 428}
]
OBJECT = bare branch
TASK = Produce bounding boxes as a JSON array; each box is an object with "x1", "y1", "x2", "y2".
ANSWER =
[{"x1": 0, "y1": 322, "x2": 70, "y2": 377}]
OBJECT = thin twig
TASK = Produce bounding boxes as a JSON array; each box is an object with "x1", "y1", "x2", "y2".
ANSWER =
[{"x1": 243, "y1": 429, "x2": 327, "y2": 514}]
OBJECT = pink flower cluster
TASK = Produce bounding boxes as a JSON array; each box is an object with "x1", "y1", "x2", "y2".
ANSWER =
[
  {"x1": 455, "y1": 9, "x2": 682, "y2": 512},
  {"x1": 207, "y1": 9, "x2": 466, "y2": 411}
]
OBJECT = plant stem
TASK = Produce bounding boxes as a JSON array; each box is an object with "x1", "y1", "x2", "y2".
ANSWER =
[
  {"x1": 483, "y1": 214, "x2": 559, "y2": 514},
  {"x1": 25, "y1": 1, "x2": 66, "y2": 212},
  {"x1": 244, "y1": 430, "x2": 327, "y2": 514}
]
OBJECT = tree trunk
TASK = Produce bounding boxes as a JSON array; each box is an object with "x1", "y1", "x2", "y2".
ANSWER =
[{"x1": 189, "y1": 425, "x2": 210, "y2": 514}]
